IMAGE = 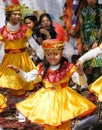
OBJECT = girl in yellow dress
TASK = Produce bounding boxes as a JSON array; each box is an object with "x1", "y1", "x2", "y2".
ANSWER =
[
  {"x1": 0, "y1": 4, "x2": 44, "y2": 96},
  {"x1": 76, "y1": 43, "x2": 102, "y2": 101},
  {"x1": 7, "y1": 24, "x2": 96, "y2": 129}
]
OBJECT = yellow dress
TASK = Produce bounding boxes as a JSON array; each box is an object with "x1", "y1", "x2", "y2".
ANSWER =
[
  {"x1": 88, "y1": 43, "x2": 102, "y2": 101},
  {"x1": 16, "y1": 62, "x2": 96, "y2": 130},
  {"x1": 0, "y1": 93, "x2": 7, "y2": 113},
  {"x1": 0, "y1": 24, "x2": 35, "y2": 95},
  {"x1": 89, "y1": 76, "x2": 102, "y2": 101}
]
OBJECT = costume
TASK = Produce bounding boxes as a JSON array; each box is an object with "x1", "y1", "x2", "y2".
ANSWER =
[
  {"x1": 79, "y1": 3, "x2": 102, "y2": 53},
  {"x1": 78, "y1": 44, "x2": 102, "y2": 66},
  {"x1": 78, "y1": 43, "x2": 102, "y2": 101},
  {"x1": 79, "y1": 3, "x2": 102, "y2": 84},
  {"x1": 0, "y1": 4, "x2": 44, "y2": 96},
  {"x1": 15, "y1": 37, "x2": 96, "y2": 129},
  {"x1": 89, "y1": 76, "x2": 102, "y2": 101},
  {"x1": 0, "y1": 93, "x2": 7, "y2": 113},
  {"x1": 63, "y1": 0, "x2": 86, "y2": 55},
  {"x1": 15, "y1": 61, "x2": 96, "y2": 130}
]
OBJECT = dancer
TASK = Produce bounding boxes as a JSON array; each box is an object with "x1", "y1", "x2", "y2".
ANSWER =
[
  {"x1": 0, "y1": 4, "x2": 44, "y2": 96},
  {"x1": 7, "y1": 24, "x2": 96, "y2": 130}
]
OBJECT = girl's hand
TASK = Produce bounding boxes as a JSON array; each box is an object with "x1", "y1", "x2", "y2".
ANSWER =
[
  {"x1": 76, "y1": 61, "x2": 84, "y2": 76},
  {"x1": 39, "y1": 29, "x2": 51, "y2": 39},
  {"x1": 76, "y1": 60, "x2": 83, "y2": 68},
  {"x1": 6, "y1": 65, "x2": 20, "y2": 73},
  {"x1": 92, "y1": 42, "x2": 98, "y2": 49}
]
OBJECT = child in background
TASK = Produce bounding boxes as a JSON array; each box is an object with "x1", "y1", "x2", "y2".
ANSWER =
[
  {"x1": 35, "y1": 13, "x2": 57, "y2": 45},
  {"x1": 24, "y1": 14, "x2": 41, "y2": 65},
  {"x1": 7, "y1": 23, "x2": 96, "y2": 130}
]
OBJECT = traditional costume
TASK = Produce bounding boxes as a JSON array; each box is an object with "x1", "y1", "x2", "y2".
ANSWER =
[
  {"x1": 15, "y1": 30, "x2": 96, "y2": 129},
  {"x1": 63, "y1": 0, "x2": 86, "y2": 55},
  {"x1": 0, "y1": 94, "x2": 7, "y2": 113},
  {"x1": 0, "y1": 4, "x2": 44, "y2": 96},
  {"x1": 78, "y1": 43, "x2": 102, "y2": 101}
]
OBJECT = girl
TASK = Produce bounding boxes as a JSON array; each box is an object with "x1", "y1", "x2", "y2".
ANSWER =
[
  {"x1": 24, "y1": 14, "x2": 41, "y2": 65},
  {"x1": 35, "y1": 13, "x2": 57, "y2": 45},
  {"x1": 7, "y1": 24, "x2": 96, "y2": 130},
  {"x1": 0, "y1": 4, "x2": 44, "y2": 96}
]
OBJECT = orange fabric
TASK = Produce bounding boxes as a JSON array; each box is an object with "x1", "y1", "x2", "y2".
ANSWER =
[{"x1": 63, "y1": 0, "x2": 86, "y2": 54}]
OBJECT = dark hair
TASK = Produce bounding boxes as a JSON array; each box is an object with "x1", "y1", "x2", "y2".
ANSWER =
[
  {"x1": 42, "y1": 56, "x2": 68, "y2": 78},
  {"x1": 24, "y1": 14, "x2": 38, "y2": 26},
  {"x1": 38, "y1": 13, "x2": 52, "y2": 25},
  {"x1": 5, "y1": 11, "x2": 12, "y2": 23},
  {"x1": 37, "y1": 13, "x2": 57, "y2": 39}
]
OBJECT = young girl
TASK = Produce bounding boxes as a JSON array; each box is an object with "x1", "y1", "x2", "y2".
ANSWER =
[
  {"x1": 7, "y1": 24, "x2": 96, "y2": 129},
  {"x1": 24, "y1": 14, "x2": 41, "y2": 65},
  {"x1": 0, "y1": 4, "x2": 44, "y2": 96},
  {"x1": 35, "y1": 13, "x2": 57, "y2": 45},
  {"x1": 76, "y1": 43, "x2": 102, "y2": 101}
]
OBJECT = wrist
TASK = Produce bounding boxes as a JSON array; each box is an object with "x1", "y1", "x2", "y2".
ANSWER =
[{"x1": 16, "y1": 70, "x2": 20, "y2": 73}]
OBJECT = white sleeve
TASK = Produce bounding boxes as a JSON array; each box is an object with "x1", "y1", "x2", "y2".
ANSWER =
[
  {"x1": 17, "y1": 69, "x2": 39, "y2": 82},
  {"x1": 27, "y1": 37, "x2": 44, "y2": 60},
  {"x1": 79, "y1": 47, "x2": 102, "y2": 63},
  {"x1": 71, "y1": 72, "x2": 88, "y2": 87},
  {"x1": 62, "y1": 41, "x2": 74, "y2": 59},
  {"x1": 0, "y1": 41, "x2": 5, "y2": 64}
]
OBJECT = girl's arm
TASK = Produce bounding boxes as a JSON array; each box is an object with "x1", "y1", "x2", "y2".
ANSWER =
[
  {"x1": 71, "y1": 65, "x2": 88, "y2": 88},
  {"x1": 71, "y1": 72, "x2": 88, "y2": 88},
  {"x1": 7, "y1": 65, "x2": 39, "y2": 82},
  {"x1": 27, "y1": 36, "x2": 44, "y2": 60},
  {"x1": 76, "y1": 47, "x2": 102, "y2": 68}
]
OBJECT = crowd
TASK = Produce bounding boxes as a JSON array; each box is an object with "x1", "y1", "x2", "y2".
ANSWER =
[{"x1": 0, "y1": 0, "x2": 102, "y2": 130}]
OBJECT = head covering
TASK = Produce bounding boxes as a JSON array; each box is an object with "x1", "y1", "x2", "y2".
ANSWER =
[
  {"x1": 5, "y1": 4, "x2": 22, "y2": 14},
  {"x1": 42, "y1": 22, "x2": 66, "y2": 52}
]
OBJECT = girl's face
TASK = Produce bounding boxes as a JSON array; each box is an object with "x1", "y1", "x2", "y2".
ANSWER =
[
  {"x1": 40, "y1": 16, "x2": 51, "y2": 30},
  {"x1": 9, "y1": 11, "x2": 21, "y2": 25},
  {"x1": 24, "y1": 18, "x2": 36, "y2": 30},
  {"x1": 45, "y1": 50, "x2": 62, "y2": 66},
  {"x1": 87, "y1": 0, "x2": 97, "y2": 6}
]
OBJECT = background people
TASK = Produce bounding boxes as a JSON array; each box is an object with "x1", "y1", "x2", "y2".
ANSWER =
[{"x1": 79, "y1": 0, "x2": 102, "y2": 84}]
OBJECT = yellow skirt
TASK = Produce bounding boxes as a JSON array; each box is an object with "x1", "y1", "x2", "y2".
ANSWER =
[
  {"x1": 45, "y1": 121, "x2": 71, "y2": 130},
  {"x1": 89, "y1": 76, "x2": 102, "y2": 101},
  {"x1": 0, "y1": 94, "x2": 7, "y2": 112},
  {"x1": 16, "y1": 86, "x2": 96, "y2": 126},
  {"x1": 0, "y1": 52, "x2": 35, "y2": 96}
]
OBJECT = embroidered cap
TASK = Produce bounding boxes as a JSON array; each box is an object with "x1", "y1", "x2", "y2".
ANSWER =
[
  {"x1": 42, "y1": 39, "x2": 64, "y2": 52},
  {"x1": 5, "y1": 4, "x2": 22, "y2": 13}
]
